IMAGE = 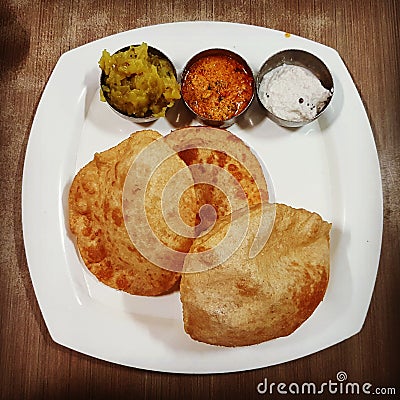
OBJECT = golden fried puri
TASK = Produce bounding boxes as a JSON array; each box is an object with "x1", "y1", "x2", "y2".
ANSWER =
[
  {"x1": 180, "y1": 203, "x2": 331, "y2": 346},
  {"x1": 68, "y1": 130, "x2": 196, "y2": 296},
  {"x1": 165, "y1": 126, "x2": 269, "y2": 233}
]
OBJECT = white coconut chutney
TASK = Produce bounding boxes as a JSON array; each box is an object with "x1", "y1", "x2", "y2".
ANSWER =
[{"x1": 259, "y1": 64, "x2": 332, "y2": 122}]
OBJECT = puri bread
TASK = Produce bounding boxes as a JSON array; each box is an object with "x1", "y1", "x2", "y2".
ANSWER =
[
  {"x1": 68, "y1": 130, "x2": 196, "y2": 296},
  {"x1": 180, "y1": 203, "x2": 331, "y2": 346},
  {"x1": 165, "y1": 126, "x2": 269, "y2": 228}
]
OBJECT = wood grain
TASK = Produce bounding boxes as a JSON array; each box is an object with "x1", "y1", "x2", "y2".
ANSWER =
[{"x1": 1, "y1": 0, "x2": 399, "y2": 399}]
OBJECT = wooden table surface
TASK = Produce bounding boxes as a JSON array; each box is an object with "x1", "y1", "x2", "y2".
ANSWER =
[{"x1": 1, "y1": 1, "x2": 399, "y2": 399}]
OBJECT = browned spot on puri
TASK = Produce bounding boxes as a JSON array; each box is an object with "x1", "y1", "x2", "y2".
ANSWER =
[
  {"x1": 235, "y1": 279, "x2": 260, "y2": 296},
  {"x1": 74, "y1": 189, "x2": 83, "y2": 201},
  {"x1": 290, "y1": 261, "x2": 299, "y2": 267},
  {"x1": 86, "y1": 244, "x2": 107, "y2": 263},
  {"x1": 179, "y1": 148, "x2": 199, "y2": 165},
  {"x1": 82, "y1": 226, "x2": 92, "y2": 237},
  {"x1": 295, "y1": 267, "x2": 328, "y2": 318},
  {"x1": 195, "y1": 245, "x2": 209, "y2": 253},
  {"x1": 206, "y1": 154, "x2": 215, "y2": 164},
  {"x1": 227, "y1": 163, "x2": 238, "y2": 172},
  {"x1": 116, "y1": 275, "x2": 130, "y2": 290},
  {"x1": 231, "y1": 170, "x2": 243, "y2": 181},
  {"x1": 97, "y1": 260, "x2": 114, "y2": 281},
  {"x1": 112, "y1": 208, "x2": 123, "y2": 226},
  {"x1": 217, "y1": 152, "x2": 227, "y2": 167},
  {"x1": 82, "y1": 181, "x2": 96, "y2": 194}
]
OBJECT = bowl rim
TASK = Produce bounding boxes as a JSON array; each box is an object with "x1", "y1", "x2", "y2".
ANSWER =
[
  {"x1": 180, "y1": 47, "x2": 255, "y2": 127},
  {"x1": 99, "y1": 43, "x2": 179, "y2": 122}
]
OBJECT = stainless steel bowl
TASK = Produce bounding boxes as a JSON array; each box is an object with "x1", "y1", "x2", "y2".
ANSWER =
[
  {"x1": 100, "y1": 45, "x2": 178, "y2": 123},
  {"x1": 181, "y1": 48, "x2": 255, "y2": 128},
  {"x1": 256, "y1": 49, "x2": 334, "y2": 128}
]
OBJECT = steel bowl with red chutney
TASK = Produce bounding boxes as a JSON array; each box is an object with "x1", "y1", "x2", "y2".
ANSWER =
[{"x1": 181, "y1": 49, "x2": 255, "y2": 127}]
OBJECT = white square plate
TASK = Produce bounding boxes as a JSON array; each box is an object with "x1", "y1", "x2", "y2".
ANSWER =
[{"x1": 22, "y1": 22, "x2": 382, "y2": 373}]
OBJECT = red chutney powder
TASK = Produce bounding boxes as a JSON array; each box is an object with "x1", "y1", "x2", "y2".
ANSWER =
[{"x1": 182, "y1": 55, "x2": 254, "y2": 121}]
